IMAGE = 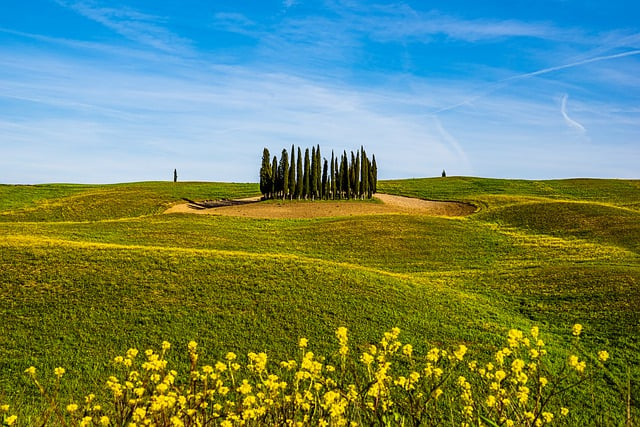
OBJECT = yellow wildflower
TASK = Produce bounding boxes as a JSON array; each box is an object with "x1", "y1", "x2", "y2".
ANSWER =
[
  {"x1": 530, "y1": 325, "x2": 539, "y2": 339},
  {"x1": 572, "y1": 323, "x2": 582, "y2": 337},
  {"x1": 5, "y1": 415, "x2": 18, "y2": 426},
  {"x1": 568, "y1": 355, "x2": 579, "y2": 367},
  {"x1": 561, "y1": 407, "x2": 569, "y2": 416},
  {"x1": 133, "y1": 407, "x2": 146, "y2": 422},
  {"x1": 299, "y1": 338, "x2": 308, "y2": 348},
  {"x1": 402, "y1": 343, "x2": 413, "y2": 358},
  {"x1": 66, "y1": 403, "x2": 79, "y2": 413},
  {"x1": 454, "y1": 344, "x2": 467, "y2": 361},
  {"x1": 516, "y1": 386, "x2": 530, "y2": 404},
  {"x1": 511, "y1": 358, "x2": 525, "y2": 373},
  {"x1": 336, "y1": 327, "x2": 348, "y2": 343},
  {"x1": 426, "y1": 348, "x2": 440, "y2": 362},
  {"x1": 598, "y1": 350, "x2": 609, "y2": 362},
  {"x1": 237, "y1": 380, "x2": 252, "y2": 395},
  {"x1": 24, "y1": 366, "x2": 36, "y2": 376}
]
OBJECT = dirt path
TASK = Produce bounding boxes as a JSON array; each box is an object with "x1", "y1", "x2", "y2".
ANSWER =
[{"x1": 164, "y1": 194, "x2": 475, "y2": 218}]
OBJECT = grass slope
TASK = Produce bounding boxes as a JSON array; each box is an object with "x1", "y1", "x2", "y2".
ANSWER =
[{"x1": 0, "y1": 178, "x2": 638, "y2": 423}]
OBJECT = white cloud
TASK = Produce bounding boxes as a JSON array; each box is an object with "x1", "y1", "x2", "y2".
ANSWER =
[
  {"x1": 561, "y1": 94, "x2": 586, "y2": 133},
  {"x1": 54, "y1": 0, "x2": 192, "y2": 53}
]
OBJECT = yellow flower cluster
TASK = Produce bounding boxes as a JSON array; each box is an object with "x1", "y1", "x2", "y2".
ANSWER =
[{"x1": 7, "y1": 324, "x2": 611, "y2": 426}]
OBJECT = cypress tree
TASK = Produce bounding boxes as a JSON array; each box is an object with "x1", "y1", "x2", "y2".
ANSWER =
[
  {"x1": 271, "y1": 156, "x2": 278, "y2": 199},
  {"x1": 315, "y1": 145, "x2": 322, "y2": 199},
  {"x1": 279, "y1": 149, "x2": 289, "y2": 200},
  {"x1": 335, "y1": 155, "x2": 341, "y2": 199},
  {"x1": 311, "y1": 146, "x2": 317, "y2": 199},
  {"x1": 361, "y1": 146, "x2": 369, "y2": 199},
  {"x1": 371, "y1": 154, "x2": 378, "y2": 194},
  {"x1": 330, "y1": 151, "x2": 336, "y2": 200},
  {"x1": 342, "y1": 151, "x2": 350, "y2": 200},
  {"x1": 260, "y1": 148, "x2": 272, "y2": 198},
  {"x1": 296, "y1": 147, "x2": 303, "y2": 199},
  {"x1": 354, "y1": 151, "x2": 360, "y2": 199},
  {"x1": 288, "y1": 145, "x2": 296, "y2": 199},
  {"x1": 321, "y1": 159, "x2": 328, "y2": 200},
  {"x1": 303, "y1": 148, "x2": 310, "y2": 199}
]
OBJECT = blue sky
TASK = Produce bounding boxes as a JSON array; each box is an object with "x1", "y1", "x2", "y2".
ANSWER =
[{"x1": 1, "y1": 0, "x2": 639, "y2": 183}]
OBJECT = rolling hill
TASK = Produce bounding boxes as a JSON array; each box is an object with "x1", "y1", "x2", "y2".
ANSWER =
[{"x1": 0, "y1": 177, "x2": 638, "y2": 423}]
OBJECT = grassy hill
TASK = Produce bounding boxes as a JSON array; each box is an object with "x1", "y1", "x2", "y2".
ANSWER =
[{"x1": 0, "y1": 177, "x2": 638, "y2": 424}]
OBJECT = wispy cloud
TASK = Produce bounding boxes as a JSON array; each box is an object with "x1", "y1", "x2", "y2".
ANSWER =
[
  {"x1": 55, "y1": 0, "x2": 192, "y2": 53},
  {"x1": 432, "y1": 47, "x2": 640, "y2": 115},
  {"x1": 317, "y1": 1, "x2": 589, "y2": 44},
  {"x1": 283, "y1": 0, "x2": 297, "y2": 9},
  {"x1": 561, "y1": 94, "x2": 586, "y2": 133}
]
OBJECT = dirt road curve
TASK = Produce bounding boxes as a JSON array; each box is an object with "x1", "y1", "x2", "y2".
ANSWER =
[{"x1": 164, "y1": 194, "x2": 475, "y2": 218}]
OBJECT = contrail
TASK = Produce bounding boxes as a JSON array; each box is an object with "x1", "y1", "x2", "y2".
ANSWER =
[
  {"x1": 561, "y1": 94, "x2": 585, "y2": 132},
  {"x1": 505, "y1": 49, "x2": 640, "y2": 82},
  {"x1": 433, "y1": 49, "x2": 640, "y2": 114}
]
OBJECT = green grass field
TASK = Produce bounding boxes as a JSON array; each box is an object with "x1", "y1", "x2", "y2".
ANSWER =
[{"x1": 1, "y1": 177, "x2": 638, "y2": 424}]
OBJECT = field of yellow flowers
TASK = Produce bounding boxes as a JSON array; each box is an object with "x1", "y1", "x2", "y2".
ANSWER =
[
  {"x1": 0, "y1": 178, "x2": 638, "y2": 425},
  {"x1": 2, "y1": 324, "x2": 617, "y2": 426}
]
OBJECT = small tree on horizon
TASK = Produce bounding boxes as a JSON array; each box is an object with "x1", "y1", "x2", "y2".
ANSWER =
[{"x1": 173, "y1": 169, "x2": 177, "y2": 183}]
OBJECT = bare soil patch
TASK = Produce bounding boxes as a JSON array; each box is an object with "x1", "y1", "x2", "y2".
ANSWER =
[{"x1": 164, "y1": 194, "x2": 475, "y2": 218}]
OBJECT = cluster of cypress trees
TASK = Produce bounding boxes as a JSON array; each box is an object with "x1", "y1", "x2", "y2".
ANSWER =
[{"x1": 259, "y1": 145, "x2": 377, "y2": 200}]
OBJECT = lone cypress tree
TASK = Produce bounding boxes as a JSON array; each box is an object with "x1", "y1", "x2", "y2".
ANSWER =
[{"x1": 173, "y1": 169, "x2": 177, "y2": 183}]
